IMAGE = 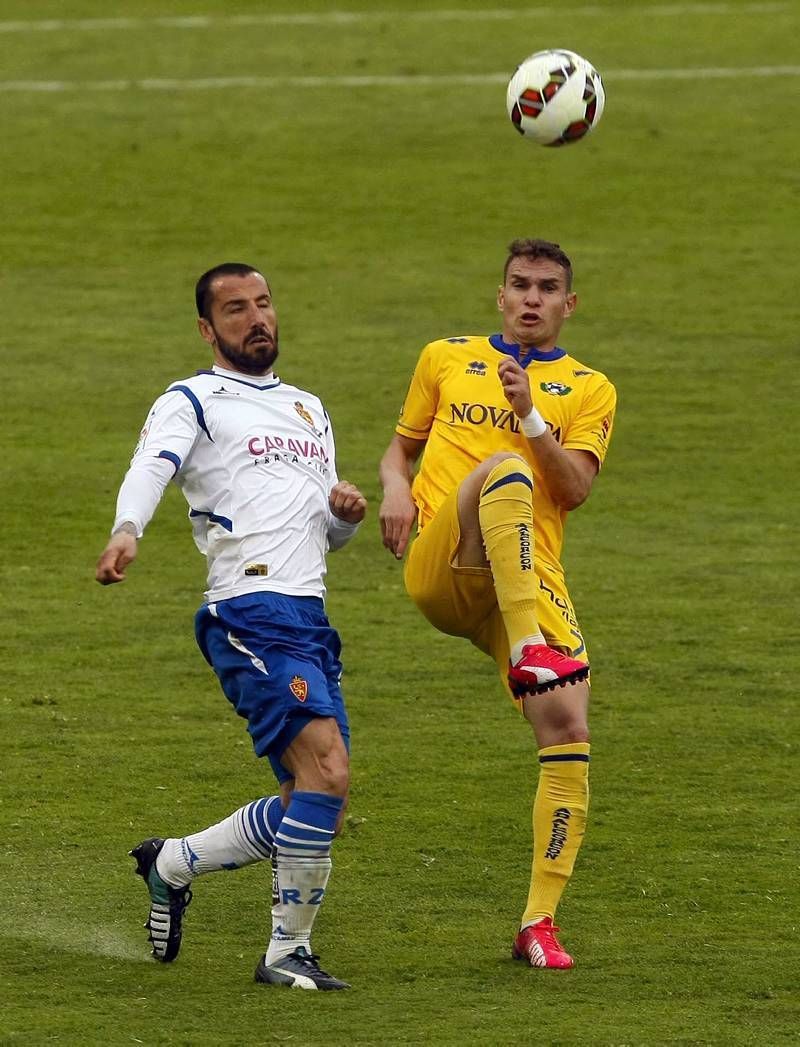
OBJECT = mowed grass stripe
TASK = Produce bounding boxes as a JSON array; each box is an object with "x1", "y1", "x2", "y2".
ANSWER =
[
  {"x1": 0, "y1": 3, "x2": 791, "y2": 33},
  {"x1": 2, "y1": 64, "x2": 800, "y2": 92}
]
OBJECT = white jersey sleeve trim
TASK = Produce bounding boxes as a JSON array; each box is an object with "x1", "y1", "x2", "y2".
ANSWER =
[
  {"x1": 133, "y1": 388, "x2": 203, "y2": 464},
  {"x1": 165, "y1": 383, "x2": 214, "y2": 441}
]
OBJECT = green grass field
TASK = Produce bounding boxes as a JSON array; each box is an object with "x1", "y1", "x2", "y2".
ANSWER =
[{"x1": 2, "y1": 1, "x2": 799, "y2": 1043}]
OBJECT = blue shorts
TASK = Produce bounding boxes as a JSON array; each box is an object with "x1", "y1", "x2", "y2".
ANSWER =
[{"x1": 195, "y1": 592, "x2": 350, "y2": 784}]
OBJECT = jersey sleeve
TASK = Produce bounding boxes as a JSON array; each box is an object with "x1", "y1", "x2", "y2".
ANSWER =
[
  {"x1": 112, "y1": 390, "x2": 202, "y2": 537},
  {"x1": 396, "y1": 342, "x2": 438, "y2": 440},
  {"x1": 323, "y1": 407, "x2": 360, "y2": 551},
  {"x1": 562, "y1": 376, "x2": 617, "y2": 468},
  {"x1": 131, "y1": 388, "x2": 204, "y2": 472}
]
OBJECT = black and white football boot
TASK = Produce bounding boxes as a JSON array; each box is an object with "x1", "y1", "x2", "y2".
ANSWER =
[
  {"x1": 129, "y1": 837, "x2": 193, "y2": 963},
  {"x1": 255, "y1": 947, "x2": 350, "y2": 991}
]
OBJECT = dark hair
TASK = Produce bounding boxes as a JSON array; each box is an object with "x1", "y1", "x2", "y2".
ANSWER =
[
  {"x1": 503, "y1": 239, "x2": 573, "y2": 290},
  {"x1": 195, "y1": 262, "x2": 264, "y2": 319}
]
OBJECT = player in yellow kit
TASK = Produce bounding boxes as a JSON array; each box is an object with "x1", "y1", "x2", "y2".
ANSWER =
[{"x1": 379, "y1": 239, "x2": 615, "y2": 969}]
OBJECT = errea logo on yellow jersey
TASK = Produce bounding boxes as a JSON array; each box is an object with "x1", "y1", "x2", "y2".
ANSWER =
[
  {"x1": 540, "y1": 381, "x2": 572, "y2": 396},
  {"x1": 465, "y1": 360, "x2": 488, "y2": 376}
]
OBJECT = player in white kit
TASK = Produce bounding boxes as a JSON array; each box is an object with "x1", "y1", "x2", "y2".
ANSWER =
[{"x1": 96, "y1": 264, "x2": 366, "y2": 990}]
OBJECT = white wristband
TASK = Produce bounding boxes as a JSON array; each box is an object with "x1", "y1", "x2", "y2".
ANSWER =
[{"x1": 520, "y1": 406, "x2": 547, "y2": 438}]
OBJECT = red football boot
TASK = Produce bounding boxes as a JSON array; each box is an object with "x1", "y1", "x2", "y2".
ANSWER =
[
  {"x1": 512, "y1": 918, "x2": 574, "y2": 969},
  {"x1": 507, "y1": 643, "x2": 589, "y2": 697}
]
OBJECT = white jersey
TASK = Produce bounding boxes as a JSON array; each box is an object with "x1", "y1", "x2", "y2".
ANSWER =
[{"x1": 113, "y1": 365, "x2": 359, "y2": 603}]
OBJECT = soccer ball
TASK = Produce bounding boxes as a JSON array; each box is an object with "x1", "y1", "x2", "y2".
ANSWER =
[{"x1": 506, "y1": 49, "x2": 605, "y2": 146}]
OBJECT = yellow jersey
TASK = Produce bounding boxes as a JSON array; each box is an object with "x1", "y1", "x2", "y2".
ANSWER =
[{"x1": 396, "y1": 334, "x2": 616, "y2": 571}]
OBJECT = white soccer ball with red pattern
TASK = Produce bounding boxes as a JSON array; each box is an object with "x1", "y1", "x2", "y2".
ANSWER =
[{"x1": 506, "y1": 49, "x2": 605, "y2": 146}]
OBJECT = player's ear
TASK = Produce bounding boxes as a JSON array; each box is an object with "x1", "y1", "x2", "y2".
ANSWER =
[
  {"x1": 563, "y1": 292, "x2": 577, "y2": 318},
  {"x1": 497, "y1": 285, "x2": 505, "y2": 311},
  {"x1": 198, "y1": 317, "x2": 215, "y2": 346}
]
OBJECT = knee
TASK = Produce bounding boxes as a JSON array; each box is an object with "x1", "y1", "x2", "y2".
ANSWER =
[
  {"x1": 487, "y1": 451, "x2": 525, "y2": 467},
  {"x1": 460, "y1": 453, "x2": 532, "y2": 520},
  {"x1": 543, "y1": 722, "x2": 590, "y2": 746},
  {"x1": 524, "y1": 690, "x2": 590, "y2": 747},
  {"x1": 285, "y1": 718, "x2": 351, "y2": 798},
  {"x1": 482, "y1": 451, "x2": 527, "y2": 477},
  {"x1": 533, "y1": 723, "x2": 590, "y2": 748},
  {"x1": 314, "y1": 750, "x2": 350, "y2": 798},
  {"x1": 560, "y1": 724, "x2": 590, "y2": 745},
  {"x1": 479, "y1": 453, "x2": 533, "y2": 493},
  {"x1": 327, "y1": 761, "x2": 350, "y2": 798}
]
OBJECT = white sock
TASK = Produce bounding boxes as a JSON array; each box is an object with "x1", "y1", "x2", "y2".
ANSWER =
[
  {"x1": 264, "y1": 855, "x2": 332, "y2": 962},
  {"x1": 155, "y1": 795, "x2": 282, "y2": 888},
  {"x1": 263, "y1": 790, "x2": 342, "y2": 964}
]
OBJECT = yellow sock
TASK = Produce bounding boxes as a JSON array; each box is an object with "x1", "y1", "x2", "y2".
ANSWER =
[
  {"x1": 522, "y1": 742, "x2": 590, "y2": 925},
  {"x1": 478, "y1": 458, "x2": 542, "y2": 652}
]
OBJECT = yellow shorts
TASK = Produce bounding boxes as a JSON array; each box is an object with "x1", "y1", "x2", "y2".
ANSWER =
[{"x1": 404, "y1": 487, "x2": 587, "y2": 699}]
